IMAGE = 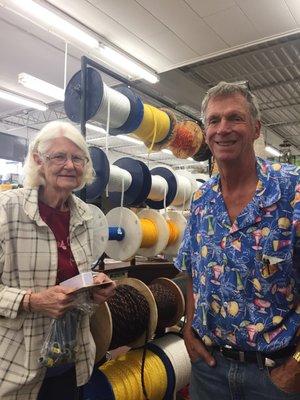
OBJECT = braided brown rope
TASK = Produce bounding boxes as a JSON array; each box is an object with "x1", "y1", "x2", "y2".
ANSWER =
[
  {"x1": 149, "y1": 283, "x2": 177, "y2": 329},
  {"x1": 108, "y1": 284, "x2": 150, "y2": 349}
]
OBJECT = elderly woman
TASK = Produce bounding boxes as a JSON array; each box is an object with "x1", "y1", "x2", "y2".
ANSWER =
[{"x1": 0, "y1": 121, "x2": 115, "y2": 400}]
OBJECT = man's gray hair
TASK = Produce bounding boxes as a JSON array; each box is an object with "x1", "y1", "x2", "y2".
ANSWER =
[
  {"x1": 201, "y1": 81, "x2": 261, "y2": 125},
  {"x1": 23, "y1": 121, "x2": 94, "y2": 189}
]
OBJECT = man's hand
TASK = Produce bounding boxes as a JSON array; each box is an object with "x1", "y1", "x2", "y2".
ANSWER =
[
  {"x1": 270, "y1": 356, "x2": 300, "y2": 394},
  {"x1": 183, "y1": 325, "x2": 216, "y2": 367},
  {"x1": 91, "y1": 273, "x2": 116, "y2": 304}
]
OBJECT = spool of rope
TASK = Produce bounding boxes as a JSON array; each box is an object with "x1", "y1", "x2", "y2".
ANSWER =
[
  {"x1": 91, "y1": 278, "x2": 158, "y2": 362},
  {"x1": 140, "y1": 219, "x2": 158, "y2": 248},
  {"x1": 136, "y1": 209, "x2": 169, "y2": 258},
  {"x1": 64, "y1": 68, "x2": 143, "y2": 133},
  {"x1": 146, "y1": 167, "x2": 178, "y2": 210},
  {"x1": 85, "y1": 348, "x2": 168, "y2": 400},
  {"x1": 86, "y1": 146, "x2": 110, "y2": 201},
  {"x1": 143, "y1": 108, "x2": 177, "y2": 152},
  {"x1": 162, "y1": 211, "x2": 186, "y2": 256},
  {"x1": 105, "y1": 207, "x2": 169, "y2": 260},
  {"x1": 172, "y1": 274, "x2": 188, "y2": 300},
  {"x1": 105, "y1": 207, "x2": 142, "y2": 261},
  {"x1": 148, "y1": 333, "x2": 191, "y2": 398},
  {"x1": 108, "y1": 165, "x2": 132, "y2": 192},
  {"x1": 166, "y1": 220, "x2": 179, "y2": 246},
  {"x1": 132, "y1": 104, "x2": 170, "y2": 149},
  {"x1": 87, "y1": 204, "x2": 109, "y2": 262},
  {"x1": 108, "y1": 158, "x2": 151, "y2": 207},
  {"x1": 149, "y1": 277, "x2": 185, "y2": 329},
  {"x1": 167, "y1": 120, "x2": 204, "y2": 159},
  {"x1": 192, "y1": 139, "x2": 212, "y2": 162},
  {"x1": 171, "y1": 170, "x2": 198, "y2": 210}
]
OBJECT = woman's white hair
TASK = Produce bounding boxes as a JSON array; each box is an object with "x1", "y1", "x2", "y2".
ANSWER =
[{"x1": 23, "y1": 121, "x2": 95, "y2": 190}]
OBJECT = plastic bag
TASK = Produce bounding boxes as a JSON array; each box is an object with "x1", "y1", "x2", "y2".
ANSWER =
[{"x1": 39, "y1": 297, "x2": 96, "y2": 367}]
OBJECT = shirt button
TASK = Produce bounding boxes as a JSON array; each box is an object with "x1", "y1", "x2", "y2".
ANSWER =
[{"x1": 223, "y1": 302, "x2": 228, "y2": 307}]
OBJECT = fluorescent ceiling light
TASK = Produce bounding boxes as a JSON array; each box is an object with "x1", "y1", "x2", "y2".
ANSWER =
[
  {"x1": 18, "y1": 73, "x2": 65, "y2": 101},
  {"x1": 5, "y1": 1, "x2": 158, "y2": 84},
  {"x1": 86, "y1": 123, "x2": 106, "y2": 134},
  {"x1": 99, "y1": 46, "x2": 159, "y2": 84},
  {"x1": 265, "y1": 145, "x2": 281, "y2": 157},
  {"x1": 7, "y1": 0, "x2": 98, "y2": 48},
  {"x1": 116, "y1": 135, "x2": 143, "y2": 145},
  {"x1": 0, "y1": 88, "x2": 48, "y2": 111}
]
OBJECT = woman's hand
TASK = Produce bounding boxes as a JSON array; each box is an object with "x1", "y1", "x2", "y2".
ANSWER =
[
  {"x1": 183, "y1": 325, "x2": 216, "y2": 367},
  {"x1": 30, "y1": 286, "x2": 76, "y2": 318},
  {"x1": 91, "y1": 273, "x2": 116, "y2": 304}
]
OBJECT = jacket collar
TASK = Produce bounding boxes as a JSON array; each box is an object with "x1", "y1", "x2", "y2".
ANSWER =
[{"x1": 23, "y1": 187, "x2": 92, "y2": 226}]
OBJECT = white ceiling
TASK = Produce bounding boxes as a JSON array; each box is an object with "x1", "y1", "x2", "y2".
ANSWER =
[{"x1": 0, "y1": 0, "x2": 299, "y2": 167}]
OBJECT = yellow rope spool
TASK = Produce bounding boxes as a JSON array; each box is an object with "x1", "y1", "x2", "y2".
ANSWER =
[
  {"x1": 140, "y1": 218, "x2": 158, "y2": 248},
  {"x1": 166, "y1": 220, "x2": 180, "y2": 246},
  {"x1": 100, "y1": 349, "x2": 168, "y2": 400},
  {"x1": 133, "y1": 104, "x2": 170, "y2": 146}
]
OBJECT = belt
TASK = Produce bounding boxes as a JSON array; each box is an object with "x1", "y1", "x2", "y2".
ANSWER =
[{"x1": 213, "y1": 345, "x2": 295, "y2": 368}]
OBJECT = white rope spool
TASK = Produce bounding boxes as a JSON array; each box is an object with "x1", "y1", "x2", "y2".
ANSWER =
[
  {"x1": 105, "y1": 207, "x2": 142, "y2": 261},
  {"x1": 96, "y1": 83, "x2": 131, "y2": 129},
  {"x1": 136, "y1": 208, "x2": 169, "y2": 257},
  {"x1": 108, "y1": 165, "x2": 132, "y2": 192},
  {"x1": 172, "y1": 170, "x2": 198, "y2": 210},
  {"x1": 153, "y1": 333, "x2": 191, "y2": 397},
  {"x1": 148, "y1": 175, "x2": 169, "y2": 201},
  {"x1": 162, "y1": 211, "x2": 187, "y2": 256},
  {"x1": 88, "y1": 204, "x2": 109, "y2": 262},
  {"x1": 172, "y1": 175, "x2": 192, "y2": 206}
]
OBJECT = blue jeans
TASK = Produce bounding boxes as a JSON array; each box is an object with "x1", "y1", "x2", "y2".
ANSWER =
[{"x1": 190, "y1": 349, "x2": 300, "y2": 400}]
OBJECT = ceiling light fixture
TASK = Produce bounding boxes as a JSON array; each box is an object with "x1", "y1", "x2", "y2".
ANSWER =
[
  {"x1": 18, "y1": 73, "x2": 65, "y2": 101},
  {"x1": 265, "y1": 145, "x2": 281, "y2": 157},
  {"x1": 98, "y1": 46, "x2": 159, "y2": 84},
  {"x1": 7, "y1": 0, "x2": 98, "y2": 48},
  {"x1": 0, "y1": 88, "x2": 48, "y2": 111},
  {"x1": 3, "y1": 0, "x2": 158, "y2": 84}
]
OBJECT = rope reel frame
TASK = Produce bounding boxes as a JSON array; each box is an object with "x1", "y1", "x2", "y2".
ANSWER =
[
  {"x1": 105, "y1": 207, "x2": 142, "y2": 261},
  {"x1": 162, "y1": 210, "x2": 186, "y2": 256},
  {"x1": 88, "y1": 204, "x2": 109, "y2": 262},
  {"x1": 90, "y1": 302, "x2": 113, "y2": 363}
]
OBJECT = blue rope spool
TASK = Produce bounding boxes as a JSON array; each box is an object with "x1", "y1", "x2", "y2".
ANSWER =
[
  {"x1": 64, "y1": 67, "x2": 104, "y2": 123},
  {"x1": 86, "y1": 146, "x2": 110, "y2": 201},
  {"x1": 146, "y1": 167, "x2": 177, "y2": 210},
  {"x1": 110, "y1": 86, "x2": 144, "y2": 135},
  {"x1": 83, "y1": 366, "x2": 114, "y2": 400},
  {"x1": 109, "y1": 157, "x2": 151, "y2": 207}
]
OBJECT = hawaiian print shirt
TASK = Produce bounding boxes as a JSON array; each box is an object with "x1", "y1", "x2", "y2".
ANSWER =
[{"x1": 175, "y1": 158, "x2": 300, "y2": 353}]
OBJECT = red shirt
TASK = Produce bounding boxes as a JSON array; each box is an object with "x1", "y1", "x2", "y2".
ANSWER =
[{"x1": 39, "y1": 201, "x2": 79, "y2": 283}]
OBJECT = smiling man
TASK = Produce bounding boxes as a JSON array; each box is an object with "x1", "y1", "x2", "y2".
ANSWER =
[{"x1": 175, "y1": 82, "x2": 300, "y2": 399}]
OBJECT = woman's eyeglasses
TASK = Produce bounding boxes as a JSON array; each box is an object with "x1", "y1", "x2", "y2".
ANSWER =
[{"x1": 42, "y1": 152, "x2": 89, "y2": 167}]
